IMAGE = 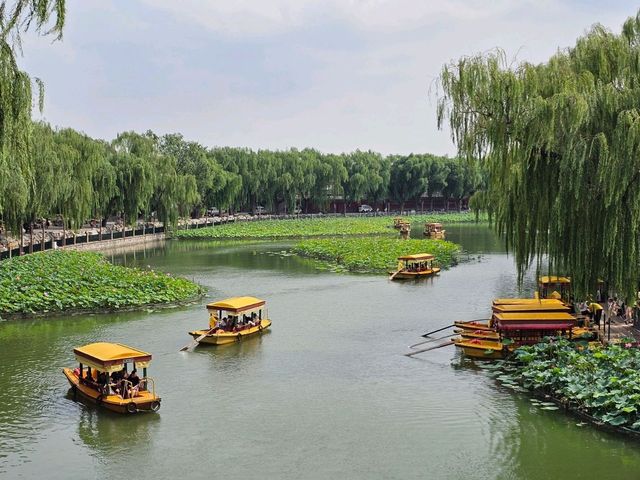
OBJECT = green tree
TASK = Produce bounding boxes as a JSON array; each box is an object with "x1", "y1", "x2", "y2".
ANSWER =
[
  {"x1": 389, "y1": 154, "x2": 429, "y2": 213},
  {"x1": 0, "y1": 1, "x2": 66, "y2": 234},
  {"x1": 437, "y1": 10, "x2": 640, "y2": 297}
]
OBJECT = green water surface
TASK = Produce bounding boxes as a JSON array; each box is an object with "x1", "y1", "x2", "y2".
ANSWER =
[{"x1": 0, "y1": 224, "x2": 638, "y2": 479}]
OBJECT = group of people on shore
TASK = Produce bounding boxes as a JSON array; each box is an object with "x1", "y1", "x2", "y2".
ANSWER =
[{"x1": 579, "y1": 296, "x2": 639, "y2": 327}]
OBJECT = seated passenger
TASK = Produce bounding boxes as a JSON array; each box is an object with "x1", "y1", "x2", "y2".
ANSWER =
[{"x1": 128, "y1": 369, "x2": 141, "y2": 397}]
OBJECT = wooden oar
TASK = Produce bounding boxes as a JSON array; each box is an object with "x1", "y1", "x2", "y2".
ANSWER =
[
  {"x1": 179, "y1": 328, "x2": 215, "y2": 352},
  {"x1": 389, "y1": 269, "x2": 403, "y2": 280},
  {"x1": 404, "y1": 339, "x2": 455, "y2": 357},
  {"x1": 409, "y1": 332, "x2": 458, "y2": 349},
  {"x1": 421, "y1": 318, "x2": 489, "y2": 338},
  {"x1": 421, "y1": 324, "x2": 454, "y2": 338}
]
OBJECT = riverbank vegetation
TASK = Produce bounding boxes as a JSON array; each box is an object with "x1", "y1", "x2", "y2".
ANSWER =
[
  {"x1": 3, "y1": 127, "x2": 483, "y2": 239},
  {"x1": 174, "y1": 213, "x2": 480, "y2": 240},
  {"x1": 496, "y1": 339, "x2": 640, "y2": 430},
  {"x1": 0, "y1": 251, "x2": 203, "y2": 317},
  {"x1": 438, "y1": 10, "x2": 640, "y2": 299},
  {"x1": 293, "y1": 237, "x2": 460, "y2": 273}
]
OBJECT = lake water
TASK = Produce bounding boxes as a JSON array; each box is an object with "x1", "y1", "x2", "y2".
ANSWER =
[{"x1": 1, "y1": 224, "x2": 639, "y2": 479}]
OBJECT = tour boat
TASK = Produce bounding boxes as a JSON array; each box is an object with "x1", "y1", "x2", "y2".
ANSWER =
[
  {"x1": 188, "y1": 296, "x2": 271, "y2": 346},
  {"x1": 492, "y1": 298, "x2": 565, "y2": 306},
  {"x1": 538, "y1": 276, "x2": 572, "y2": 302},
  {"x1": 492, "y1": 303, "x2": 570, "y2": 314},
  {"x1": 454, "y1": 338, "x2": 508, "y2": 359},
  {"x1": 393, "y1": 217, "x2": 410, "y2": 229},
  {"x1": 454, "y1": 320, "x2": 493, "y2": 331},
  {"x1": 454, "y1": 328, "x2": 500, "y2": 341},
  {"x1": 63, "y1": 342, "x2": 161, "y2": 414},
  {"x1": 389, "y1": 253, "x2": 440, "y2": 280},
  {"x1": 423, "y1": 222, "x2": 446, "y2": 239}
]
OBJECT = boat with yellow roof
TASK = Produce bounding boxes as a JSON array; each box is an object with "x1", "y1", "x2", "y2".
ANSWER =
[
  {"x1": 188, "y1": 296, "x2": 272, "y2": 346},
  {"x1": 62, "y1": 342, "x2": 161, "y2": 414},
  {"x1": 389, "y1": 253, "x2": 440, "y2": 280}
]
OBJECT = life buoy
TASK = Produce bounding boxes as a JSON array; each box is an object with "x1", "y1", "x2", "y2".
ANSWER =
[
  {"x1": 150, "y1": 400, "x2": 161, "y2": 412},
  {"x1": 126, "y1": 402, "x2": 138, "y2": 413}
]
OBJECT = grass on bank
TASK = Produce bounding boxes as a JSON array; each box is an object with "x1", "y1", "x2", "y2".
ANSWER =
[
  {"x1": 174, "y1": 212, "x2": 482, "y2": 240},
  {"x1": 495, "y1": 338, "x2": 640, "y2": 430},
  {"x1": 0, "y1": 250, "x2": 204, "y2": 317},
  {"x1": 292, "y1": 237, "x2": 460, "y2": 273}
]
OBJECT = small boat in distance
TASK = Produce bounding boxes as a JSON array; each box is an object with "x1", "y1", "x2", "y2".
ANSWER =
[
  {"x1": 389, "y1": 253, "x2": 441, "y2": 280},
  {"x1": 393, "y1": 217, "x2": 410, "y2": 229},
  {"x1": 188, "y1": 296, "x2": 272, "y2": 346},
  {"x1": 62, "y1": 342, "x2": 161, "y2": 414},
  {"x1": 424, "y1": 222, "x2": 446, "y2": 239}
]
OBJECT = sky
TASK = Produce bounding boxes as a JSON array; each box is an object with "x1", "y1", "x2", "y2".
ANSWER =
[{"x1": 20, "y1": 1, "x2": 637, "y2": 155}]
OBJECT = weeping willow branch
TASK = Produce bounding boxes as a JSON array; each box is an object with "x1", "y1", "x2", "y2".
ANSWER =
[{"x1": 437, "y1": 10, "x2": 640, "y2": 300}]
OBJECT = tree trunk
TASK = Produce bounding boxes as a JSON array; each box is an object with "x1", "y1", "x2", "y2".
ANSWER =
[
  {"x1": 29, "y1": 221, "x2": 33, "y2": 254},
  {"x1": 41, "y1": 220, "x2": 45, "y2": 252},
  {"x1": 62, "y1": 216, "x2": 66, "y2": 247},
  {"x1": 400, "y1": 201, "x2": 405, "y2": 214}
]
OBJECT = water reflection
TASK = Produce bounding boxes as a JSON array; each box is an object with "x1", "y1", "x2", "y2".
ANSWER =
[
  {"x1": 3, "y1": 225, "x2": 640, "y2": 479},
  {"x1": 76, "y1": 406, "x2": 161, "y2": 456}
]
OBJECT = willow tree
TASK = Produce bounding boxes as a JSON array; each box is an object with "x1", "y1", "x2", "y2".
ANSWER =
[
  {"x1": 437, "y1": 11, "x2": 640, "y2": 299},
  {"x1": 0, "y1": 1, "x2": 65, "y2": 234},
  {"x1": 388, "y1": 154, "x2": 429, "y2": 213}
]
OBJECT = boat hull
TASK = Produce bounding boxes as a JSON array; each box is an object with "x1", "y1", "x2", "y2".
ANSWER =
[
  {"x1": 389, "y1": 268, "x2": 441, "y2": 280},
  {"x1": 454, "y1": 328, "x2": 500, "y2": 340},
  {"x1": 189, "y1": 319, "x2": 272, "y2": 345},
  {"x1": 63, "y1": 368, "x2": 161, "y2": 414},
  {"x1": 454, "y1": 320, "x2": 492, "y2": 331},
  {"x1": 454, "y1": 338, "x2": 507, "y2": 359}
]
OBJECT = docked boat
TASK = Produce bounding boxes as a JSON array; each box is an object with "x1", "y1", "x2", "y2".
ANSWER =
[
  {"x1": 389, "y1": 253, "x2": 440, "y2": 280},
  {"x1": 492, "y1": 298, "x2": 565, "y2": 306},
  {"x1": 538, "y1": 276, "x2": 572, "y2": 302},
  {"x1": 454, "y1": 320, "x2": 492, "y2": 331},
  {"x1": 63, "y1": 342, "x2": 161, "y2": 414},
  {"x1": 424, "y1": 222, "x2": 446, "y2": 239},
  {"x1": 188, "y1": 296, "x2": 272, "y2": 346},
  {"x1": 492, "y1": 303, "x2": 570, "y2": 314},
  {"x1": 454, "y1": 328, "x2": 500, "y2": 340},
  {"x1": 454, "y1": 338, "x2": 508, "y2": 359}
]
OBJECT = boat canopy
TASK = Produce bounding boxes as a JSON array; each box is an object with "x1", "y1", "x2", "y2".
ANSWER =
[
  {"x1": 74, "y1": 342, "x2": 152, "y2": 373},
  {"x1": 493, "y1": 303, "x2": 570, "y2": 313},
  {"x1": 206, "y1": 296, "x2": 266, "y2": 314},
  {"x1": 498, "y1": 322, "x2": 574, "y2": 331},
  {"x1": 493, "y1": 312, "x2": 577, "y2": 322},
  {"x1": 492, "y1": 298, "x2": 564, "y2": 306},
  {"x1": 426, "y1": 223, "x2": 443, "y2": 227},
  {"x1": 397, "y1": 253, "x2": 435, "y2": 261},
  {"x1": 539, "y1": 276, "x2": 571, "y2": 285}
]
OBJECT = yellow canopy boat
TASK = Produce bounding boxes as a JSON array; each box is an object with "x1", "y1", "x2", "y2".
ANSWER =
[
  {"x1": 492, "y1": 303, "x2": 570, "y2": 314},
  {"x1": 189, "y1": 296, "x2": 272, "y2": 346},
  {"x1": 423, "y1": 222, "x2": 445, "y2": 239},
  {"x1": 454, "y1": 320, "x2": 492, "y2": 331},
  {"x1": 393, "y1": 217, "x2": 410, "y2": 229},
  {"x1": 454, "y1": 338, "x2": 509, "y2": 359},
  {"x1": 538, "y1": 276, "x2": 571, "y2": 302},
  {"x1": 492, "y1": 298, "x2": 564, "y2": 306},
  {"x1": 389, "y1": 253, "x2": 440, "y2": 280},
  {"x1": 454, "y1": 328, "x2": 500, "y2": 340},
  {"x1": 63, "y1": 342, "x2": 161, "y2": 414}
]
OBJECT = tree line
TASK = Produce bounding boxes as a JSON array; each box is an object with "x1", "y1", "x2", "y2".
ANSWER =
[{"x1": 1, "y1": 124, "x2": 482, "y2": 235}]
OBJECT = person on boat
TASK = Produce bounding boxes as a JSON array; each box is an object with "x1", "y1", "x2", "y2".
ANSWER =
[
  {"x1": 218, "y1": 316, "x2": 228, "y2": 330},
  {"x1": 128, "y1": 369, "x2": 141, "y2": 397}
]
